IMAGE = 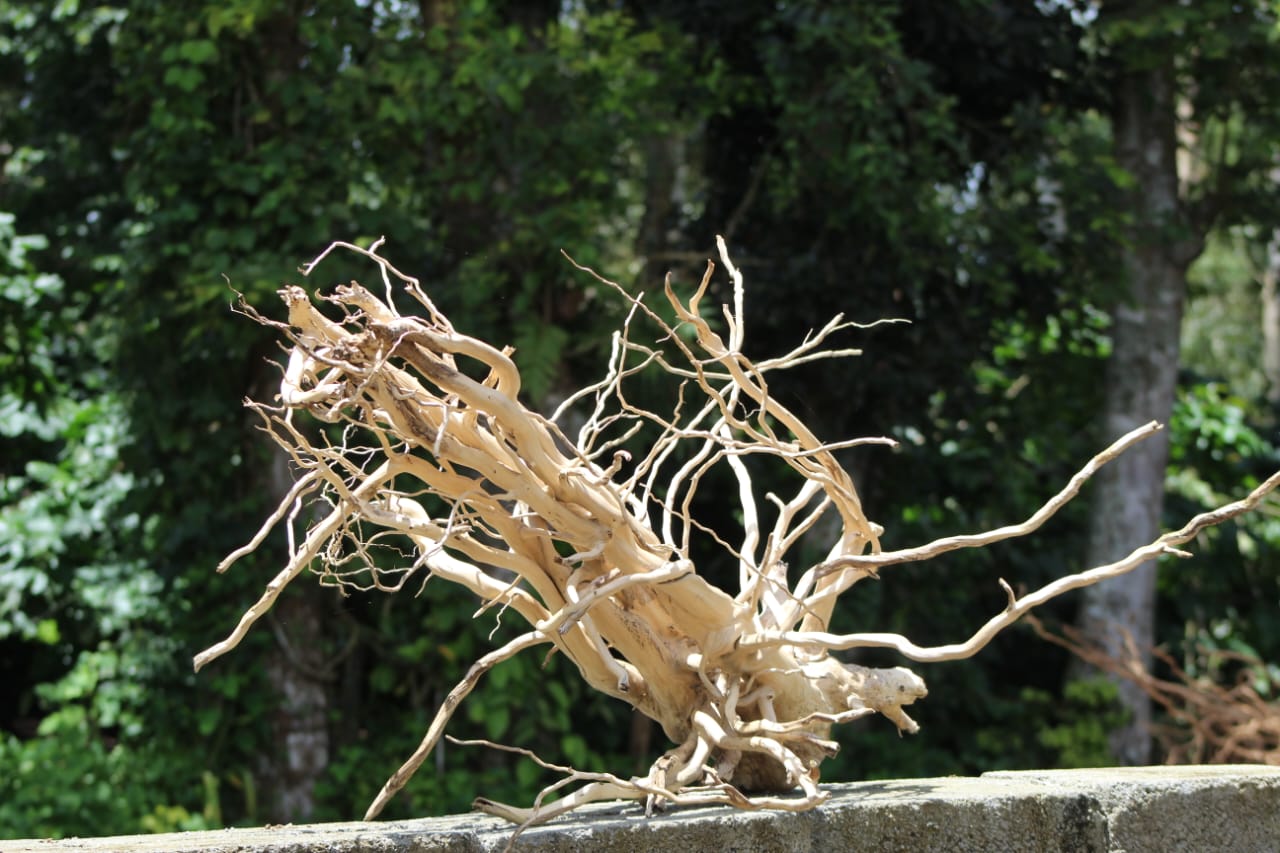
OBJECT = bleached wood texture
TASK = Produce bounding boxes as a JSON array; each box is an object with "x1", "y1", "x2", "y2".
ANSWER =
[{"x1": 196, "y1": 238, "x2": 1280, "y2": 831}]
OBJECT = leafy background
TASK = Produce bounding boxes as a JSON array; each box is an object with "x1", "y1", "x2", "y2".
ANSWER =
[{"x1": 2, "y1": 0, "x2": 1279, "y2": 837}]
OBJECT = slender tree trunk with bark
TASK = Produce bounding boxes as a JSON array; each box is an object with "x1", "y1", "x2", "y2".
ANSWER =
[
  {"x1": 261, "y1": 586, "x2": 331, "y2": 821},
  {"x1": 1262, "y1": 232, "x2": 1280, "y2": 406},
  {"x1": 254, "y1": 371, "x2": 332, "y2": 822},
  {"x1": 1076, "y1": 61, "x2": 1202, "y2": 765}
]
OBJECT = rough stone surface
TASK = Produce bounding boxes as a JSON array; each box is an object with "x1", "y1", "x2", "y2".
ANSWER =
[{"x1": 3, "y1": 766, "x2": 1277, "y2": 853}]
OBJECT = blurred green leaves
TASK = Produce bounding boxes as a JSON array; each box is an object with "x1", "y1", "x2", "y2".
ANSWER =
[{"x1": 2, "y1": 0, "x2": 1279, "y2": 838}]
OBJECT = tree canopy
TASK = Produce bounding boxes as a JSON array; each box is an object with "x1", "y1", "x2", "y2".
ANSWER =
[{"x1": 2, "y1": 0, "x2": 1279, "y2": 836}]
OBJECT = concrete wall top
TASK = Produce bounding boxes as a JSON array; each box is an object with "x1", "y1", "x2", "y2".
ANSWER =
[{"x1": 3, "y1": 765, "x2": 1277, "y2": 853}]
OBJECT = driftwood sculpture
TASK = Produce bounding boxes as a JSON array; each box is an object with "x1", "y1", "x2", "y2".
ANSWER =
[{"x1": 195, "y1": 238, "x2": 1280, "y2": 827}]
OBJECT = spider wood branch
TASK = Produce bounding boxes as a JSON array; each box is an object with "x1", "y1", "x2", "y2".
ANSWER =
[{"x1": 197, "y1": 237, "x2": 1280, "y2": 827}]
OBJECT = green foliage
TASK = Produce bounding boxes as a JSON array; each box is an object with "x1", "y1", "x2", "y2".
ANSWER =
[
  {"x1": 1184, "y1": 230, "x2": 1270, "y2": 399},
  {"x1": 1160, "y1": 382, "x2": 1280, "y2": 668},
  {"x1": 0, "y1": 675, "x2": 217, "y2": 838},
  {"x1": 3, "y1": 0, "x2": 1280, "y2": 837},
  {"x1": 0, "y1": 218, "x2": 216, "y2": 832},
  {"x1": 1021, "y1": 678, "x2": 1128, "y2": 769},
  {"x1": 5, "y1": 0, "x2": 695, "y2": 828},
  {"x1": 1, "y1": 206, "x2": 211, "y2": 836}
]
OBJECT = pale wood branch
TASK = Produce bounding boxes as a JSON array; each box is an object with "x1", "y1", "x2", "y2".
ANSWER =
[{"x1": 199, "y1": 237, "x2": 1280, "y2": 831}]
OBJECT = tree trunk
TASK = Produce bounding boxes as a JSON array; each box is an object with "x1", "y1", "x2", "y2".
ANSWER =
[
  {"x1": 1262, "y1": 231, "x2": 1280, "y2": 405},
  {"x1": 635, "y1": 132, "x2": 682, "y2": 286},
  {"x1": 254, "y1": 370, "x2": 332, "y2": 822},
  {"x1": 261, "y1": 586, "x2": 332, "y2": 822},
  {"x1": 1076, "y1": 60, "x2": 1200, "y2": 765}
]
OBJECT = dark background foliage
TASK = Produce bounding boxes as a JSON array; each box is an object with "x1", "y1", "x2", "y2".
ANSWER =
[{"x1": 2, "y1": 0, "x2": 1278, "y2": 837}]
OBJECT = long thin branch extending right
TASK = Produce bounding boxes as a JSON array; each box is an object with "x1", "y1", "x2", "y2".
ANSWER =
[{"x1": 747, "y1": 468, "x2": 1280, "y2": 662}]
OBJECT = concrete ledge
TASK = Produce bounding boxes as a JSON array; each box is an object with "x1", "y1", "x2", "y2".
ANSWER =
[{"x1": 4, "y1": 766, "x2": 1278, "y2": 852}]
